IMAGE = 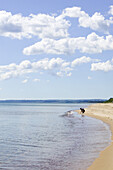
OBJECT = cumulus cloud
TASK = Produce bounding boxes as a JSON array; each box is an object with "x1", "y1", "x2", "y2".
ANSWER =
[
  {"x1": 71, "y1": 56, "x2": 99, "y2": 67},
  {"x1": 23, "y1": 32, "x2": 113, "y2": 55},
  {"x1": 0, "y1": 6, "x2": 112, "y2": 40},
  {"x1": 0, "y1": 56, "x2": 97, "y2": 81},
  {"x1": 108, "y1": 5, "x2": 113, "y2": 15},
  {"x1": 23, "y1": 38, "x2": 77, "y2": 55},
  {"x1": 91, "y1": 59, "x2": 113, "y2": 72},
  {"x1": 0, "y1": 58, "x2": 72, "y2": 80},
  {"x1": 33, "y1": 78, "x2": 40, "y2": 82},
  {"x1": 61, "y1": 6, "x2": 88, "y2": 18},
  {"x1": 71, "y1": 56, "x2": 92, "y2": 67},
  {"x1": 0, "y1": 10, "x2": 70, "y2": 39},
  {"x1": 79, "y1": 12, "x2": 110, "y2": 34},
  {"x1": 22, "y1": 79, "x2": 28, "y2": 83},
  {"x1": 61, "y1": 6, "x2": 111, "y2": 34}
]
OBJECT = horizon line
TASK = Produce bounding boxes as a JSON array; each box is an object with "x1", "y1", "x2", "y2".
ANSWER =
[{"x1": 0, "y1": 98, "x2": 107, "y2": 101}]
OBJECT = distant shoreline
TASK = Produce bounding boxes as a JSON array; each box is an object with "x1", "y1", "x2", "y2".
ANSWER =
[
  {"x1": 76, "y1": 103, "x2": 113, "y2": 170},
  {"x1": 0, "y1": 99, "x2": 106, "y2": 104}
]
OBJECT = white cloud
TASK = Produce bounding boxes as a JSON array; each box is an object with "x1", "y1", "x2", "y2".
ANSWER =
[
  {"x1": 0, "y1": 10, "x2": 70, "y2": 39},
  {"x1": 0, "y1": 56, "x2": 98, "y2": 81},
  {"x1": 71, "y1": 56, "x2": 92, "y2": 67},
  {"x1": 88, "y1": 76, "x2": 92, "y2": 80},
  {"x1": 71, "y1": 56, "x2": 99, "y2": 67},
  {"x1": 67, "y1": 72, "x2": 72, "y2": 77},
  {"x1": 61, "y1": 6, "x2": 88, "y2": 18},
  {"x1": 79, "y1": 12, "x2": 110, "y2": 34},
  {"x1": 33, "y1": 78, "x2": 40, "y2": 82},
  {"x1": 108, "y1": 5, "x2": 113, "y2": 15},
  {"x1": 61, "y1": 6, "x2": 111, "y2": 34},
  {"x1": 91, "y1": 59, "x2": 113, "y2": 72},
  {"x1": 22, "y1": 79, "x2": 28, "y2": 83},
  {"x1": 0, "y1": 58, "x2": 72, "y2": 80},
  {"x1": 0, "y1": 6, "x2": 112, "y2": 41},
  {"x1": 23, "y1": 32, "x2": 113, "y2": 55},
  {"x1": 23, "y1": 38, "x2": 76, "y2": 55}
]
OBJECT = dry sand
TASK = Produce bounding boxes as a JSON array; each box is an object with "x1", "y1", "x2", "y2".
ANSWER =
[{"x1": 76, "y1": 103, "x2": 113, "y2": 170}]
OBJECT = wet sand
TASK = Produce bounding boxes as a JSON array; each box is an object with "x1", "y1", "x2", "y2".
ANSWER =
[{"x1": 76, "y1": 103, "x2": 113, "y2": 170}]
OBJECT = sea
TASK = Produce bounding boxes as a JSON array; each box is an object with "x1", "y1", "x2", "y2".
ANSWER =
[{"x1": 0, "y1": 100, "x2": 111, "y2": 170}]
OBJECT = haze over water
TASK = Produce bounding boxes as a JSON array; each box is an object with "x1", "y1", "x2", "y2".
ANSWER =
[{"x1": 0, "y1": 102, "x2": 111, "y2": 170}]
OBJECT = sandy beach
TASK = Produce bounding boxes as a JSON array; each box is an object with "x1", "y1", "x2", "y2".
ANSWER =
[{"x1": 76, "y1": 103, "x2": 113, "y2": 170}]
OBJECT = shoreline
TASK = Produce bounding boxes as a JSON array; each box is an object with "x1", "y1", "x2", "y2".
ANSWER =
[{"x1": 76, "y1": 103, "x2": 113, "y2": 170}]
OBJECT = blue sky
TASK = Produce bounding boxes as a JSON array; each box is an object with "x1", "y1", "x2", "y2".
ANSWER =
[{"x1": 0, "y1": 0, "x2": 113, "y2": 99}]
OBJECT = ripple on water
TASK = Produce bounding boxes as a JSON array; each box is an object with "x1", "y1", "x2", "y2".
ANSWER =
[{"x1": 0, "y1": 103, "x2": 111, "y2": 170}]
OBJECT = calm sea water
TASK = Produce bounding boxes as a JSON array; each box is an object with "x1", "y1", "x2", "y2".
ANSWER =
[{"x1": 0, "y1": 103, "x2": 111, "y2": 170}]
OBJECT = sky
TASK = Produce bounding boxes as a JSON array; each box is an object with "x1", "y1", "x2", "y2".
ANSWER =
[{"x1": 0, "y1": 0, "x2": 113, "y2": 99}]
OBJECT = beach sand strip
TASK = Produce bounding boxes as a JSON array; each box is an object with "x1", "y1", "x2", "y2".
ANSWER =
[{"x1": 76, "y1": 103, "x2": 113, "y2": 170}]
